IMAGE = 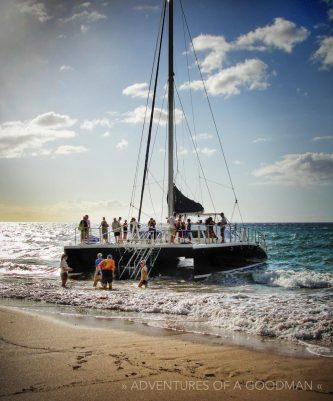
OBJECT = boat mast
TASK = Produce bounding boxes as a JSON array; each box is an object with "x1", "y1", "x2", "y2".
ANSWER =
[{"x1": 167, "y1": 0, "x2": 174, "y2": 218}]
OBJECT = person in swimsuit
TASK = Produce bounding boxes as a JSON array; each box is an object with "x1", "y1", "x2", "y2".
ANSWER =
[
  {"x1": 60, "y1": 254, "x2": 72, "y2": 288},
  {"x1": 138, "y1": 260, "x2": 148, "y2": 288}
]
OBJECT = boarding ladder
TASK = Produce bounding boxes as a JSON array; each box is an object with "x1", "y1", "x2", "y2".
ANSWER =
[{"x1": 118, "y1": 244, "x2": 161, "y2": 279}]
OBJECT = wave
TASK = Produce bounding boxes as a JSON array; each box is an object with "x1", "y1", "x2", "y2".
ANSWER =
[
  {"x1": 252, "y1": 269, "x2": 333, "y2": 289},
  {"x1": 0, "y1": 278, "x2": 332, "y2": 347},
  {"x1": 207, "y1": 268, "x2": 333, "y2": 289}
]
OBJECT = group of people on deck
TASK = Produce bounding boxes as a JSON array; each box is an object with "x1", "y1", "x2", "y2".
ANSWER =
[
  {"x1": 79, "y1": 212, "x2": 228, "y2": 244},
  {"x1": 79, "y1": 216, "x2": 140, "y2": 244},
  {"x1": 167, "y1": 212, "x2": 228, "y2": 244}
]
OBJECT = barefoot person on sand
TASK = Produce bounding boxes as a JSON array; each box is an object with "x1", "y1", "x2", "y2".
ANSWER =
[{"x1": 60, "y1": 254, "x2": 72, "y2": 288}]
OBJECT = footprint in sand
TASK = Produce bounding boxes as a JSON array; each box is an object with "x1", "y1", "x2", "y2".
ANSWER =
[{"x1": 71, "y1": 350, "x2": 93, "y2": 369}]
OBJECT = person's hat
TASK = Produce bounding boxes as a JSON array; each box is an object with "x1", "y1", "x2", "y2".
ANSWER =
[
  {"x1": 107, "y1": 254, "x2": 113, "y2": 259},
  {"x1": 97, "y1": 253, "x2": 103, "y2": 258}
]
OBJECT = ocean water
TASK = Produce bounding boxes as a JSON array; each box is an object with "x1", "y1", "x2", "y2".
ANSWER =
[{"x1": 0, "y1": 222, "x2": 332, "y2": 356}]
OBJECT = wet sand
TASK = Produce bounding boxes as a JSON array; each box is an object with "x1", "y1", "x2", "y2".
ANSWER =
[{"x1": 0, "y1": 306, "x2": 332, "y2": 401}]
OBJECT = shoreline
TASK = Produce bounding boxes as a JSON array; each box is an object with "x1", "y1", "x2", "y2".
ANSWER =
[
  {"x1": 1, "y1": 306, "x2": 333, "y2": 401},
  {"x1": 0, "y1": 298, "x2": 322, "y2": 359}
]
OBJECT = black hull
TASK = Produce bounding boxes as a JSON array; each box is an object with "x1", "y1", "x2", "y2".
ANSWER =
[{"x1": 64, "y1": 242, "x2": 267, "y2": 279}]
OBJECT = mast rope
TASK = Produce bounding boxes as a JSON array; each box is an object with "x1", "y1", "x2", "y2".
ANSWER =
[
  {"x1": 137, "y1": 0, "x2": 167, "y2": 222},
  {"x1": 175, "y1": 83, "x2": 216, "y2": 212},
  {"x1": 128, "y1": 0, "x2": 167, "y2": 221},
  {"x1": 179, "y1": 0, "x2": 244, "y2": 224}
]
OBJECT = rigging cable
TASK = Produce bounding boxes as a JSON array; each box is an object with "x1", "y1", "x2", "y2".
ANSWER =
[
  {"x1": 175, "y1": 83, "x2": 216, "y2": 212},
  {"x1": 181, "y1": 9, "x2": 204, "y2": 206},
  {"x1": 128, "y1": 0, "x2": 167, "y2": 221},
  {"x1": 138, "y1": 0, "x2": 167, "y2": 222},
  {"x1": 179, "y1": 0, "x2": 244, "y2": 224}
]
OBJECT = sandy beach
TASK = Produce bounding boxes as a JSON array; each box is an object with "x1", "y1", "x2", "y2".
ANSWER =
[{"x1": 0, "y1": 306, "x2": 332, "y2": 401}]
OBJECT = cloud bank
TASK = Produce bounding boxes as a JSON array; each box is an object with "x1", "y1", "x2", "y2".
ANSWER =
[
  {"x1": 312, "y1": 36, "x2": 333, "y2": 70},
  {"x1": 18, "y1": 1, "x2": 52, "y2": 23},
  {"x1": 181, "y1": 59, "x2": 269, "y2": 97},
  {"x1": 182, "y1": 17, "x2": 309, "y2": 97},
  {"x1": 122, "y1": 83, "x2": 150, "y2": 99},
  {"x1": 0, "y1": 112, "x2": 78, "y2": 159},
  {"x1": 253, "y1": 152, "x2": 333, "y2": 185},
  {"x1": 235, "y1": 17, "x2": 309, "y2": 53}
]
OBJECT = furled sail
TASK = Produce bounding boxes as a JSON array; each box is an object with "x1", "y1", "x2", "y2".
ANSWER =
[{"x1": 169, "y1": 185, "x2": 204, "y2": 214}]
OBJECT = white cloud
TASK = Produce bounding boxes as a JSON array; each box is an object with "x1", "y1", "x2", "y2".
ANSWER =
[
  {"x1": 134, "y1": 5, "x2": 160, "y2": 12},
  {"x1": 116, "y1": 139, "x2": 128, "y2": 150},
  {"x1": 200, "y1": 147, "x2": 217, "y2": 157},
  {"x1": 189, "y1": 18, "x2": 308, "y2": 76},
  {"x1": 122, "y1": 106, "x2": 183, "y2": 125},
  {"x1": 31, "y1": 112, "x2": 77, "y2": 128},
  {"x1": 80, "y1": 2, "x2": 91, "y2": 8},
  {"x1": 61, "y1": 10, "x2": 107, "y2": 24},
  {"x1": 177, "y1": 147, "x2": 188, "y2": 156},
  {"x1": 18, "y1": 1, "x2": 52, "y2": 23},
  {"x1": 192, "y1": 35, "x2": 231, "y2": 73},
  {"x1": 181, "y1": 59, "x2": 269, "y2": 97},
  {"x1": 192, "y1": 133, "x2": 213, "y2": 141},
  {"x1": 59, "y1": 65, "x2": 74, "y2": 72},
  {"x1": 296, "y1": 88, "x2": 308, "y2": 97},
  {"x1": 233, "y1": 160, "x2": 243, "y2": 165},
  {"x1": 312, "y1": 36, "x2": 333, "y2": 70},
  {"x1": 122, "y1": 83, "x2": 149, "y2": 99},
  {"x1": 55, "y1": 145, "x2": 87, "y2": 155},
  {"x1": 0, "y1": 112, "x2": 77, "y2": 159},
  {"x1": 253, "y1": 137, "x2": 269, "y2": 143},
  {"x1": 328, "y1": 8, "x2": 333, "y2": 20},
  {"x1": 252, "y1": 152, "x2": 333, "y2": 185},
  {"x1": 102, "y1": 131, "x2": 110, "y2": 137},
  {"x1": 312, "y1": 135, "x2": 333, "y2": 141},
  {"x1": 80, "y1": 118, "x2": 113, "y2": 131},
  {"x1": 81, "y1": 25, "x2": 89, "y2": 33},
  {"x1": 235, "y1": 18, "x2": 309, "y2": 53},
  {"x1": 193, "y1": 147, "x2": 217, "y2": 157}
]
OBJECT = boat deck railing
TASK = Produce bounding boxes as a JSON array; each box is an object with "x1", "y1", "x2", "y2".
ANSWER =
[{"x1": 72, "y1": 223, "x2": 266, "y2": 249}]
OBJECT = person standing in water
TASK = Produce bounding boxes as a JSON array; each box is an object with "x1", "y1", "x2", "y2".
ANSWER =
[
  {"x1": 98, "y1": 254, "x2": 115, "y2": 290},
  {"x1": 138, "y1": 260, "x2": 148, "y2": 288},
  {"x1": 60, "y1": 254, "x2": 72, "y2": 288},
  {"x1": 93, "y1": 252, "x2": 104, "y2": 287}
]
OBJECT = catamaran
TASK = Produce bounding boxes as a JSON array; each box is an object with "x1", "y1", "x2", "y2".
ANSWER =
[{"x1": 65, "y1": 0, "x2": 267, "y2": 280}]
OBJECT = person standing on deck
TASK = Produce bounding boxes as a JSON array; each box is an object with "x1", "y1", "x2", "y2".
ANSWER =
[
  {"x1": 118, "y1": 217, "x2": 123, "y2": 242},
  {"x1": 85, "y1": 215, "x2": 91, "y2": 240},
  {"x1": 79, "y1": 215, "x2": 88, "y2": 243},
  {"x1": 148, "y1": 217, "x2": 157, "y2": 241},
  {"x1": 98, "y1": 254, "x2": 115, "y2": 290},
  {"x1": 219, "y1": 212, "x2": 228, "y2": 243},
  {"x1": 186, "y1": 218, "x2": 192, "y2": 243},
  {"x1": 60, "y1": 254, "x2": 72, "y2": 288},
  {"x1": 130, "y1": 217, "x2": 139, "y2": 240},
  {"x1": 123, "y1": 219, "x2": 128, "y2": 241},
  {"x1": 112, "y1": 218, "x2": 121, "y2": 243},
  {"x1": 167, "y1": 212, "x2": 177, "y2": 243},
  {"x1": 138, "y1": 260, "x2": 148, "y2": 288},
  {"x1": 206, "y1": 216, "x2": 216, "y2": 243},
  {"x1": 100, "y1": 217, "x2": 109, "y2": 243}
]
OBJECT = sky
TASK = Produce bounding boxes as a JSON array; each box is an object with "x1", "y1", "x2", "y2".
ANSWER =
[{"x1": 0, "y1": 0, "x2": 333, "y2": 223}]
